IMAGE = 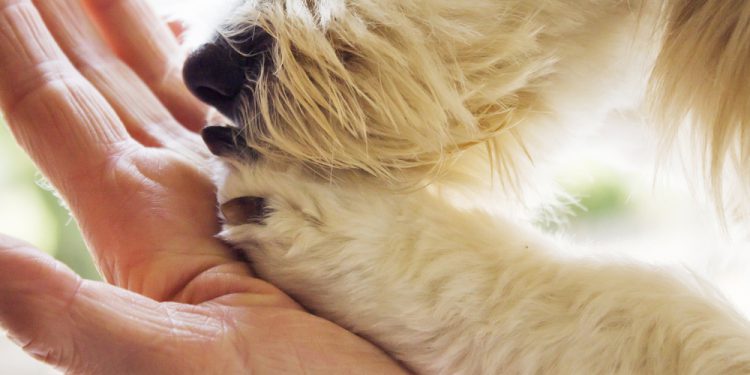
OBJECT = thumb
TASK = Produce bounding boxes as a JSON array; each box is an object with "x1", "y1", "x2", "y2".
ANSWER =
[{"x1": 0, "y1": 234, "x2": 222, "y2": 374}]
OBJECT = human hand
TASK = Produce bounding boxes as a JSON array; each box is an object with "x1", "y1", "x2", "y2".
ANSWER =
[{"x1": 0, "y1": 0, "x2": 406, "y2": 373}]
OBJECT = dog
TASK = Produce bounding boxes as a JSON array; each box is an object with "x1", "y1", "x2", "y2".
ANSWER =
[{"x1": 181, "y1": 0, "x2": 750, "y2": 373}]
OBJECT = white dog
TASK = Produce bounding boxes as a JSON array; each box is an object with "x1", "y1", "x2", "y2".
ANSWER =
[{"x1": 181, "y1": 0, "x2": 750, "y2": 373}]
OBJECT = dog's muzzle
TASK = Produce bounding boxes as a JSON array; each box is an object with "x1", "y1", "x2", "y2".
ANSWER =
[{"x1": 183, "y1": 27, "x2": 272, "y2": 120}]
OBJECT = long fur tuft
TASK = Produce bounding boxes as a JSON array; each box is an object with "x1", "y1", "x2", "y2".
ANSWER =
[
  {"x1": 649, "y1": 0, "x2": 750, "y2": 205},
  {"x1": 216, "y1": 0, "x2": 640, "y2": 189}
]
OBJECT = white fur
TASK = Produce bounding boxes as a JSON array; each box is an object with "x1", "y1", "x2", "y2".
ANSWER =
[
  {"x1": 216, "y1": 159, "x2": 750, "y2": 374},
  {"x1": 189, "y1": 0, "x2": 750, "y2": 373}
]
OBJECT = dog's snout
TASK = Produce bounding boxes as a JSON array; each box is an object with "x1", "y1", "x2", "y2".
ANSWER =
[
  {"x1": 183, "y1": 28, "x2": 272, "y2": 117},
  {"x1": 183, "y1": 40, "x2": 246, "y2": 115}
]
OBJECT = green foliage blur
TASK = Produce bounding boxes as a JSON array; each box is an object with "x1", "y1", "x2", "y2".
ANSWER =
[
  {"x1": 562, "y1": 166, "x2": 630, "y2": 219},
  {"x1": 0, "y1": 117, "x2": 100, "y2": 280}
]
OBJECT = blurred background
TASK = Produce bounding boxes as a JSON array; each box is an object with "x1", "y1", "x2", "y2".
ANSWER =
[
  {"x1": 2, "y1": 1, "x2": 750, "y2": 373},
  {"x1": 0, "y1": 120, "x2": 99, "y2": 281}
]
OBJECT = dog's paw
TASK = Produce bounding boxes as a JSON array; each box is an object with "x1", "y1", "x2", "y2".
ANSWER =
[{"x1": 215, "y1": 169, "x2": 329, "y2": 252}]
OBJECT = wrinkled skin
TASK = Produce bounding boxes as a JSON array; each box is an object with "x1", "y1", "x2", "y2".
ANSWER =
[{"x1": 0, "y1": 0, "x2": 406, "y2": 373}]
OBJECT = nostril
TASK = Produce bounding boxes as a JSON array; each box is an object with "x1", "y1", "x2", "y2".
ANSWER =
[
  {"x1": 195, "y1": 85, "x2": 235, "y2": 104},
  {"x1": 183, "y1": 42, "x2": 246, "y2": 113}
]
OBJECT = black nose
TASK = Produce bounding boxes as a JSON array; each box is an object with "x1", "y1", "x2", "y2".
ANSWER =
[
  {"x1": 183, "y1": 28, "x2": 273, "y2": 118},
  {"x1": 183, "y1": 39, "x2": 245, "y2": 115}
]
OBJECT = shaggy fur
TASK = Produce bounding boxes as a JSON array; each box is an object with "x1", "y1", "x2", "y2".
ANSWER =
[{"x1": 184, "y1": 0, "x2": 750, "y2": 373}]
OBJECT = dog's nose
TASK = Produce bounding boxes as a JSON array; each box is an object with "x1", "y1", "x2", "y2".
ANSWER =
[
  {"x1": 183, "y1": 39, "x2": 246, "y2": 115},
  {"x1": 183, "y1": 29, "x2": 272, "y2": 117}
]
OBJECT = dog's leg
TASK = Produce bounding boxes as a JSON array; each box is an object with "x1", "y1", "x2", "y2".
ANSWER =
[{"x1": 217, "y1": 170, "x2": 750, "y2": 374}]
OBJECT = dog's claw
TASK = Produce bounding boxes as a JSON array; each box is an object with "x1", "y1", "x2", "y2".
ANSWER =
[
  {"x1": 202, "y1": 125, "x2": 246, "y2": 157},
  {"x1": 220, "y1": 196, "x2": 271, "y2": 225},
  {"x1": 201, "y1": 125, "x2": 261, "y2": 161}
]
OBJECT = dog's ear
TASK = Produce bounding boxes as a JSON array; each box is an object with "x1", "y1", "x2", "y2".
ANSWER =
[{"x1": 201, "y1": 125, "x2": 258, "y2": 160}]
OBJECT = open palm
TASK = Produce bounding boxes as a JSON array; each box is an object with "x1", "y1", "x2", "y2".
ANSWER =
[{"x1": 0, "y1": 0, "x2": 405, "y2": 373}]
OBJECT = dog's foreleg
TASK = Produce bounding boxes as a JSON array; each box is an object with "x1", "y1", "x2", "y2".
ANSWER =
[{"x1": 229, "y1": 184, "x2": 750, "y2": 374}]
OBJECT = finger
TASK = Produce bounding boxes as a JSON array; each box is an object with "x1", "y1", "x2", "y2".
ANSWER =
[
  {"x1": 32, "y1": 0, "x2": 206, "y2": 157},
  {"x1": 84, "y1": 0, "x2": 209, "y2": 132},
  {"x1": 0, "y1": 0, "x2": 136, "y2": 183},
  {"x1": 0, "y1": 234, "x2": 223, "y2": 373}
]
